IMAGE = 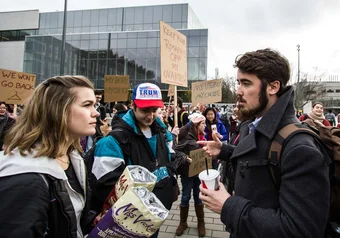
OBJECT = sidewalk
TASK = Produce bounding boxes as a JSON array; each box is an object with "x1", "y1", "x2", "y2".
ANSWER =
[{"x1": 158, "y1": 179, "x2": 230, "y2": 238}]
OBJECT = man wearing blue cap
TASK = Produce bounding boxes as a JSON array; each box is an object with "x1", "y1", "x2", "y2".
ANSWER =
[{"x1": 91, "y1": 83, "x2": 186, "y2": 237}]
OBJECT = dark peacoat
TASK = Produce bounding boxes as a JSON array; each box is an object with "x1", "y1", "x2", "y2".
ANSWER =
[{"x1": 217, "y1": 86, "x2": 330, "y2": 238}]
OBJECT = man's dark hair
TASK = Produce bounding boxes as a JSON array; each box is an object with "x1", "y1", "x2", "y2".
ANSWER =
[
  {"x1": 170, "y1": 97, "x2": 183, "y2": 109},
  {"x1": 312, "y1": 102, "x2": 323, "y2": 108},
  {"x1": 234, "y1": 48, "x2": 290, "y2": 96},
  {"x1": 177, "y1": 97, "x2": 183, "y2": 108},
  {"x1": 94, "y1": 90, "x2": 103, "y2": 96},
  {"x1": 114, "y1": 103, "x2": 127, "y2": 112}
]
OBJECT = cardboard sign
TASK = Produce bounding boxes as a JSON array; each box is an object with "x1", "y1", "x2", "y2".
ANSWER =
[
  {"x1": 191, "y1": 79, "x2": 222, "y2": 105},
  {"x1": 0, "y1": 69, "x2": 36, "y2": 104},
  {"x1": 167, "y1": 84, "x2": 175, "y2": 97},
  {"x1": 104, "y1": 75, "x2": 129, "y2": 102},
  {"x1": 188, "y1": 148, "x2": 212, "y2": 177},
  {"x1": 160, "y1": 21, "x2": 187, "y2": 87}
]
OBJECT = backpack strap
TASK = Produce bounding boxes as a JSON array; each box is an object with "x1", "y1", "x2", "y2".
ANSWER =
[
  {"x1": 268, "y1": 123, "x2": 318, "y2": 188},
  {"x1": 108, "y1": 128, "x2": 131, "y2": 164},
  {"x1": 180, "y1": 111, "x2": 186, "y2": 124}
]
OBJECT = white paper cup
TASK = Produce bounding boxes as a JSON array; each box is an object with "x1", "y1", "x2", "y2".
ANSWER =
[
  {"x1": 199, "y1": 169, "x2": 220, "y2": 190},
  {"x1": 106, "y1": 117, "x2": 113, "y2": 125}
]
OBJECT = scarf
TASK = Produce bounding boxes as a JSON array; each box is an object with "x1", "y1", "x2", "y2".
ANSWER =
[
  {"x1": 198, "y1": 134, "x2": 206, "y2": 148},
  {"x1": 0, "y1": 113, "x2": 9, "y2": 136},
  {"x1": 307, "y1": 111, "x2": 325, "y2": 126}
]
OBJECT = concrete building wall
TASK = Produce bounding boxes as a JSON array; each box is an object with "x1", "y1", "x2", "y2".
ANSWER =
[
  {"x1": 323, "y1": 81, "x2": 340, "y2": 100},
  {"x1": 0, "y1": 41, "x2": 25, "y2": 71},
  {"x1": 0, "y1": 10, "x2": 39, "y2": 31}
]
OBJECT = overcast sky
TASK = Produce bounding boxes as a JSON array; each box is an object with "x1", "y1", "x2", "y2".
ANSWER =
[{"x1": 3, "y1": 0, "x2": 340, "y2": 82}]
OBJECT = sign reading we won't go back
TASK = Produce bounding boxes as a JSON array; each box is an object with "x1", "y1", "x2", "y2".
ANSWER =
[{"x1": 0, "y1": 69, "x2": 36, "y2": 104}]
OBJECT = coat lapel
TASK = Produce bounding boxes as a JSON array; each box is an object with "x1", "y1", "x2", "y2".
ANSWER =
[{"x1": 231, "y1": 132, "x2": 257, "y2": 159}]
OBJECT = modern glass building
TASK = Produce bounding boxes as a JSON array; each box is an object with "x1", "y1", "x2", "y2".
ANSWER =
[{"x1": 22, "y1": 4, "x2": 208, "y2": 95}]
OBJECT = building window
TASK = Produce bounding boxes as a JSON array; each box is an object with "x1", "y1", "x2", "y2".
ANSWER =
[
  {"x1": 108, "y1": 9, "x2": 117, "y2": 26},
  {"x1": 108, "y1": 58, "x2": 117, "y2": 74},
  {"x1": 74, "y1": 11, "x2": 83, "y2": 27},
  {"x1": 0, "y1": 30, "x2": 36, "y2": 42},
  {"x1": 66, "y1": 12, "x2": 74, "y2": 28},
  {"x1": 172, "y1": 5, "x2": 183, "y2": 22},
  {"x1": 143, "y1": 7, "x2": 153, "y2": 24},
  {"x1": 137, "y1": 38, "x2": 147, "y2": 48},
  {"x1": 82, "y1": 10, "x2": 91, "y2": 27},
  {"x1": 153, "y1": 6, "x2": 163, "y2": 23},
  {"x1": 50, "y1": 12, "x2": 59, "y2": 28},
  {"x1": 125, "y1": 8, "x2": 135, "y2": 25},
  {"x1": 162, "y1": 5, "x2": 173, "y2": 22},
  {"x1": 134, "y1": 7, "x2": 144, "y2": 24},
  {"x1": 136, "y1": 59, "x2": 146, "y2": 80},
  {"x1": 127, "y1": 38, "x2": 137, "y2": 48},
  {"x1": 99, "y1": 9, "x2": 108, "y2": 26},
  {"x1": 90, "y1": 10, "x2": 100, "y2": 26},
  {"x1": 188, "y1": 47, "x2": 200, "y2": 57},
  {"x1": 0, "y1": 31, "x2": 17, "y2": 41},
  {"x1": 136, "y1": 48, "x2": 147, "y2": 58}
]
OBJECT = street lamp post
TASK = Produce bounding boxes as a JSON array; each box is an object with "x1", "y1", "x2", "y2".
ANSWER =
[
  {"x1": 297, "y1": 44, "x2": 300, "y2": 86},
  {"x1": 296, "y1": 44, "x2": 300, "y2": 108},
  {"x1": 60, "y1": 0, "x2": 68, "y2": 75}
]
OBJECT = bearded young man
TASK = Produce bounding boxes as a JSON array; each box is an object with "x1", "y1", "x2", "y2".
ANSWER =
[{"x1": 198, "y1": 49, "x2": 330, "y2": 238}]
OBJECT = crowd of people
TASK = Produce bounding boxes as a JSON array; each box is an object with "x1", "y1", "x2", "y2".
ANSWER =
[{"x1": 0, "y1": 48, "x2": 338, "y2": 238}]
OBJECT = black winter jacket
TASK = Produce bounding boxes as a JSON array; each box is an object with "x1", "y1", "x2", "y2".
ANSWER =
[
  {"x1": 0, "y1": 173, "x2": 92, "y2": 238},
  {"x1": 0, "y1": 151, "x2": 93, "y2": 238},
  {"x1": 91, "y1": 112, "x2": 186, "y2": 213},
  {"x1": 217, "y1": 87, "x2": 330, "y2": 238},
  {"x1": 0, "y1": 115, "x2": 15, "y2": 151}
]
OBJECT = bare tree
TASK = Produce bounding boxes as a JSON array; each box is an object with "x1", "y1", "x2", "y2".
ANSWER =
[
  {"x1": 221, "y1": 75, "x2": 237, "y2": 103},
  {"x1": 294, "y1": 67, "x2": 326, "y2": 110}
]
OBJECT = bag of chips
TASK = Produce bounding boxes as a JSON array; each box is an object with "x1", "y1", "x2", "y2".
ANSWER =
[
  {"x1": 89, "y1": 186, "x2": 169, "y2": 238},
  {"x1": 101, "y1": 165, "x2": 157, "y2": 214}
]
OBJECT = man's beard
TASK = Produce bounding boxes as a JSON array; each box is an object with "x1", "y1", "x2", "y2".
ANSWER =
[{"x1": 238, "y1": 81, "x2": 268, "y2": 120}]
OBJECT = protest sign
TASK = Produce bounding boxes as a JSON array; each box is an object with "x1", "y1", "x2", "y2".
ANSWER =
[
  {"x1": 167, "y1": 84, "x2": 175, "y2": 97},
  {"x1": 188, "y1": 148, "x2": 212, "y2": 177},
  {"x1": 160, "y1": 21, "x2": 187, "y2": 87},
  {"x1": 0, "y1": 69, "x2": 36, "y2": 104},
  {"x1": 104, "y1": 75, "x2": 129, "y2": 102},
  {"x1": 191, "y1": 79, "x2": 222, "y2": 105}
]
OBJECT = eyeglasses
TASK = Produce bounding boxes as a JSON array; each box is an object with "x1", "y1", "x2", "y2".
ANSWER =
[{"x1": 0, "y1": 107, "x2": 6, "y2": 110}]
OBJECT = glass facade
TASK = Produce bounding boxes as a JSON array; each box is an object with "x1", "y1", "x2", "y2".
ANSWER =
[
  {"x1": 23, "y1": 4, "x2": 208, "y2": 90},
  {"x1": 187, "y1": 5, "x2": 204, "y2": 29},
  {"x1": 37, "y1": 4, "x2": 190, "y2": 35}
]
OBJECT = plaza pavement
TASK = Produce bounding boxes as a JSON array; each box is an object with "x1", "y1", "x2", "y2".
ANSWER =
[{"x1": 158, "y1": 179, "x2": 230, "y2": 238}]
